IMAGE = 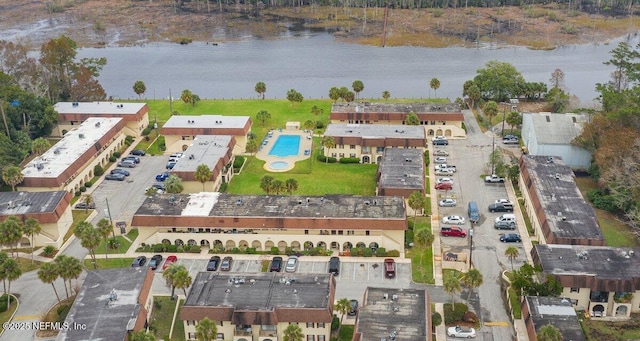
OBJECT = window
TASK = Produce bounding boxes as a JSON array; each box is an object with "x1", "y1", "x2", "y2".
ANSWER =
[
  {"x1": 347, "y1": 230, "x2": 354, "y2": 235},
  {"x1": 331, "y1": 230, "x2": 336, "y2": 235},
  {"x1": 570, "y1": 288, "x2": 580, "y2": 293},
  {"x1": 376, "y1": 147, "x2": 384, "y2": 153},
  {"x1": 339, "y1": 145, "x2": 344, "y2": 149},
  {"x1": 187, "y1": 332, "x2": 196, "y2": 340},
  {"x1": 305, "y1": 230, "x2": 309, "y2": 235},
  {"x1": 318, "y1": 335, "x2": 326, "y2": 341},
  {"x1": 366, "y1": 230, "x2": 370, "y2": 236},
  {"x1": 331, "y1": 153, "x2": 337, "y2": 157},
  {"x1": 317, "y1": 322, "x2": 325, "y2": 328},
  {"x1": 307, "y1": 322, "x2": 314, "y2": 328},
  {"x1": 339, "y1": 153, "x2": 344, "y2": 157},
  {"x1": 216, "y1": 333, "x2": 224, "y2": 340},
  {"x1": 307, "y1": 336, "x2": 315, "y2": 341},
  {"x1": 350, "y1": 145, "x2": 356, "y2": 149},
  {"x1": 338, "y1": 231, "x2": 343, "y2": 235},
  {"x1": 430, "y1": 121, "x2": 436, "y2": 125},
  {"x1": 350, "y1": 153, "x2": 356, "y2": 158}
]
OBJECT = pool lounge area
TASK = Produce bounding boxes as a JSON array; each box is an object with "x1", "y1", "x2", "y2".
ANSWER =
[{"x1": 256, "y1": 127, "x2": 313, "y2": 172}]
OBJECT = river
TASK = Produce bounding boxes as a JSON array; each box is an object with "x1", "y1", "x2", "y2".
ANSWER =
[{"x1": 77, "y1": 31, "x2": 640, "y2": 105}]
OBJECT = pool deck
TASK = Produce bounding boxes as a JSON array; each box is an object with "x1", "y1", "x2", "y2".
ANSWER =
[{"x1": 256, "y1": 128, "x2": 313, "y2": 172}]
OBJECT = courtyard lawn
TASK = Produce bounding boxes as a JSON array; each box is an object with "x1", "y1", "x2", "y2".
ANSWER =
[
  {"x1": 150, "y1": 296, "x2": 186, "y2": 341},
  {"x1": 409, "y1": 217, "x2": 435, "y2": 284},
  {"x1": 84, "y1": 258, "x2": 135, "y2": 269},
  {"x1": 95, "y1": 229, "x2": 139, "y2": 255}
]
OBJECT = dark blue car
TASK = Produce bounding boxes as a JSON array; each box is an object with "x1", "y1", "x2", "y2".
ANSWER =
[{"x1": 155, "y1": 172, "x2": 170, "y2": 181}]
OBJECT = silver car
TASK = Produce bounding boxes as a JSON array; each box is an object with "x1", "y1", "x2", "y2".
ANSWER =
[
  {"x1": 438, "y1": 199, "x2": 457, "y2": 207},
  {"x1": 285, "y1": 256, "x2": 298, "y2": 273}
]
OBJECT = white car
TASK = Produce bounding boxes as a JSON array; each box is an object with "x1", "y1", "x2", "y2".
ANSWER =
[
  {"x1": 442, "y1": 215, "x2": 466, "y2": 225},
  {"x1": 434, "y1": 157, "x2": 447, "y2": 164},
  {"x1": 435, "y1": 169, "x2": 454, "y2": 176},
  {"x1": 438, "y1": 199, "x2": 457, "y2": 207},
  {"x1": 433, "y1": 149, "x2": 449, "y2": 156},
  {"x1": 437, "y1": 177, "x2": 453, "y2": 185},
  {"x1": 431, "y1": 135, "x2": 446, "y2": 142},
  {"x1": 496, "y1": 198, "x2": 513, "y2": 205},
  {"x1": 447, "y1": 326, "x2": 476, "y2": 338}
]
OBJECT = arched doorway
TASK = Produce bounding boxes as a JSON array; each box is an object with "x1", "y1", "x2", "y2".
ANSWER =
[
  {"x1": 445, "y1": 129, "x2": 452, "y2": 137},
  {"x1": 369, "y1": 242, "x2": 379, "y2": 249},
  {"x1": 239, "y1": 240, "x2": 249, "y2": 249},
  {"x1": 376, "y1": 156, "x2": 382, "y2": 163},
  {"x1": 175, "y1": 239, "x2": 184, "y2": 246},
  {"x1": 251, "y1": 240, "x2": 262, "y2": 250},
  {"x1": 362, "y1": 156, "x2": 370, "y2": 164},
  {"x1": 436, "y1": 129, "x2": 443, "y2": 136},
  {"x1": 592, "y1": 304, "x2": 605, "y2": 317},
  {"x1": 304, "y1": 241, "x2": 314, "y2": 250},
  {"x1": 225, "y1": 240, "x2": 236, "y2": 250},
  {"x1": 356, "y1": 242, "x2": 366, "y2": 248},
  {"x1": 182, "y1": 144, "x2": 189, "y2": 151},
  {"x1": 19, "y1": 237, "x2": 30, "y2": 247},
  {"x1": 200, "y1": 240, "x2": 210, "y2": 247},
  {"x1": 331, "y1": 242, "x2": 340, "y2": 250},
  {"x1": 616, "y1": 305, "x2": 628, "y2": 316},
  {"x1": 162, "y1": 239, "x2": 171, "y2": 245},
  {"x1": 343, "y1": 242, "x2": 353, "y2": 250},
  {"x1": 188, "y1": 239, "x2": 197, "y2": 246},
  {"x1": 265, "y1": 240, "x2": 275, "y2": 250},
  {"x1": 427, "y1": 129, "x2": 435, "y2": 136},
  {"x1": 317, "y1": 241, "x2": 327, "y2": 249},
  {"x1": 278, "y1": 241, "x2": 287, "y2": 252},
  {"x1": 291, "y1": 241, "x2": 301, "y2": 251},
  {"x1": 212, "y1": 240, "x2": 223, "y2": 251}
]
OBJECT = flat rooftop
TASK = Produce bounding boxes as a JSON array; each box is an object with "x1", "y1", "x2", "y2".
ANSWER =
[
  {"x1": 378, "y1": 148, "x2": 424, "y2": 190},
  {"x1": 171, "y1": 135, "x2": 233, "y2": 172},
  {"x1": 22, "y1": 117, "x2": 123, "y2": 179},
  {"x1": 331, "y1": 102, "x2": 461, "y2": 114},
  {"x1": 57, "y1": 267, "x2": 150, "y2": 341},
  {"x1": 525, "y1": 113, "x2": 588, "y2": 145},
  {"x1": 163, "y1": 115, "x2": 250, "y2": 130},
  {"x1": 521, "y1": 155, "x2": 603, "y2": 241},
  {"x1": 356, "y1": 287, "x2": 427, "y2": 341},
  {"x1": 525, "y1": 296, "x2": 586, "y2": 341},
  {"x1": 0, "y1": 191, "x2": 67, "y2": 216},
  {"x1": 324, "y1": 124, "x2": 425, "y2": 139},
  {"x1": 134, "y1": 193, "x2": 406, "y2": 219},
  {"x1": 185, "y1": 272, "x2": 332, "y2": 309},
  {"x1": 534, "y1": 244, "x2": 640, "y2": 281},
  {"x1": 54, "y1": 101, "x2": 146, "y2": 115}
]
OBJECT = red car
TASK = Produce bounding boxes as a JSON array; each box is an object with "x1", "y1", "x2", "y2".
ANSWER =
[
  {"x1": 435, "y1": 182, "x2": 453, "y2": 190},
  {"x1": 162, "y1": 255, "x2": 178, "y2": 270},
  {"x1": 441, "y1": 226, "x2": 467, "y2": 237}
]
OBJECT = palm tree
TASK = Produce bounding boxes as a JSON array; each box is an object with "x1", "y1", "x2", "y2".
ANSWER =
[
  {"x1": 483, "y1": 100, "x2": 499, "y2": 125},
  {"x1": 0, "y1": 252, "x2": 7, "y2": 293},
  {"x1": 256, "y1": 110, "x2": 271, "y2": 126},
  {"x1": 2, "y1": 166, "x2": 24, "y2": 191},
  {"x1": 382, "y1": 90, "x2": 391, "y2": 100},
  {"x1": 303, "y1": 120, "x2": 315, "y2": 131},
  {"x1": 462, "y1": 268, "x2": 483, "y2": 302},
  {"x1": 255, "y1": 81, "x2": 266, "y2": 100},
  {"x1": 283, "y1": 323, "x2": 304, "y2": 341},
  {"x1": 31, "y1": 137, "x2": 51, "y2": 156},
  {"x1": 129, "y1": 330, "x2": 157, "y2": 341},
  {"x1": 505, "y1": 246, "x2": 520, "y2": 271},
  {"x1": 195, "y1": 317, "x2": 217, "y2": 341},
  {"x1": 165, "y1": 175, "x2": 184, "y2": 194},
  {"x1": 195, "y1": 164, "x2": 212, "y2": 191},
  {"x1": 81, "y1": 194, "x2": 93, "y2": 213},
  {"x1": 74, "y1": 222, "x2": 101, "y2": 269},
  {"x1": 537, "y1": 324, "x2": 562, "y2": 341},
  {"x1": 163, "y1": 263, "x2": 184, "y2": 298},
  {"x1": 321, "y1": 136, "x2": 335, "y2": 163},
  {"x1": 285, "y1": 178, "x2": 298, "y2": 195},
  {"x1": 271, "y1": 179, "x2": 285, "y2": 195},
  {"x1": 414, "y1": 228, "x2": 434, "y2": 265},
  {"x1": 55, "y1": 255, "x2": 82, "y2": 298},
  {"x1": 173, "y1": 267, "x2": 193, "y2": 296},
  {"x1": 1, "y1": 258, "x2": 21, "y2": 308},
  {"x1": 352, "y1": 80, "x2": 364, "y2": 100},
  {"x1": 245, "y1": 138, "x2": 258, "y2": 155},
  {"x1": 96, "y1": 218, "x2": 113, "y2": 260},
  {"x1": 260, "y1": 175, "x2": 274, "y2": 195},
  {"x1": 23, "y1": 218, "x2": 41, "y2": 264},
  {"x1": 336, "y1": 298, "x2": 351, "y2": 326},
  {"x1": 0, "y1": 216, "x2": 23, "y2": 257},
  {"x1": 430, "y1": 78, "x2": 441, "y2": 98},
  {"x1": 133, "y1": 80, "x2": 146, "y2": 99},
  {"x1": 443, "y1": 274, "x2": 462, "y2": 306},
  {"x1": 407, "y1": 191, "x2": 426, "y2": 227},
  {"x1": 38, "y1": 262, "x2": 61, "y2": 305},
  {"x1": 506, "y1": 112, "x2": 522, "y2": 133}
]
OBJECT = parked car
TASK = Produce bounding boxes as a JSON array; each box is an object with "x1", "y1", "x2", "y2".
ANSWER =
[
  {"x1": 105, "y1": 173, "x2": 126, "y2": 181},
  {"x1": 122, "y1": 155, "x2": 140, "y2": 163},
  {"x1": 152, "y1": 183, "x2": 166, "y2": 191},
  {"x1": 495, "y1": 199, "x2": 513, "y2": 205},
  {"x1": 435, "y1": 164, "x2": 457, "y2": 172},
  {"x1": 438, "y1": 199, "x2": 457, "y2": 207},
  {"x1": 220, "y1": 256, "x2": 233, "y2": 271},
  {"x1": 432, "y1": 139, "x2": 449, "y2": 146},
  {"x1": 162, "y1": 255, "x2": 178, "y2": 270},
  {"x1": 433, "y1": 149, "x2": 449, "y2": 156},
  {"x1": 384, "y1": 258, "x2": 396, "y2": 278},
  {"x1": 118, "y1": 160, "x2": 136, "y2": 168},
  {"x1": 500, "y1": 233, "x2": 522, "y2": 243},
  {"x1": 485, "y1": 174, "x2": 505, "y2": 183},
  {"x1": 270, "y1": 256, "x2": 283, "y2": 272},
  {"x1": 166, "y1": 161, "x2": 177, "y2": 170},
  {"x1": 488, "y1": 203, "x2": 514, "y2": 213},
  {"x1": 503, "y1": 135, "x2": 519, "y2": 144},
  {"x1": 434, "y1": 157, "x2": 447, "y2": 164},
  {"x1": 170, "y1": 152, "x2": 184, "y2": 158},
  {"x1": 148, "y1": 254, "x2": 163, "y2": 270},
  {"x1": 74, "y1": 202, "x2": 96, "y2": 209},
  {"x1": 156, "y1": 172, "x2": 170, "y2": 182},
  {"x1": 285, "y1": 256, "x2": 299, "y2": 273},
  {"x1": 437, "y1": 177, "x2": 454, "y2": 185},
  {"x1": 348, "y1": 299, "x2": 359, "y2": 316},
  {"x1": 111, "y1": 168, "x2": 130, "y2": 176},
  {"x1": 131, "y1": 256, "x2": 147, "y2": 267},
  {"x1": 435, "y1": 182, "x2": 453, "y2": 190},
  {"x1": 447, "y1": 326, "x2": 476, "y2": 338},
  {"x1": 435, "y1": 169, "x2": 455, "y2": 176},
  {"x1": 130, "y1": 149, "x2": 146, "y2": 156},
  {"x1": 431, "y1": 135, "x2": 446, "y2": 141},
  {"x1": 207, "y1": 256, "x2": 221, "y2": 271},
  {"x1": 328, "y1": 256, "x2": 340, "y2": 276},
  {"x1": 441, "y1": 226, "x2": 467, "y2": 237},
  {"x1": 442, "y1": 215, "x2": 466, "y2": 224},
  {"x1": 494, "y1": 220, "x2": 516, "y2": 230}
]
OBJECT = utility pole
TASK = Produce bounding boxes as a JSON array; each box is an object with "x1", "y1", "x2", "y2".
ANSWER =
[
  {"x1": 469, "y1": 224, "x2": 474, "y2": 268},
  {"x1": 105, "y1": 198, "x2": 116, "y2": 238}
]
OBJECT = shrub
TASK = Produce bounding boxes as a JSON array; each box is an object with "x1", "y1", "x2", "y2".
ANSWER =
[
  {"x1": 0, "y1": 297, "x2": 7, "y2": 312},
  {"x1": 331, "y1": 315, "x2": 340, "y2": 330},
  {"x1": 339, "y1": 157, "x2": 360, "y2": 164},
  {"x1": 61, "y1": 129, "x2": 68, "y2": 135},
  {"x1": 142, "y1": 126, "x2": 152, "y2": 136},
  {"x1": 109, "y1": 155, "x2": 117, "y2": 162},
  {"x1": 79, "y1": 186, "x2": 87, "y2": 192},
  {"x1": 423, "y1": 150, "x2": 430, "y2": 166},
  {"x1": 233, "y1": 156, "x2": 245, "y2": 169},
  {"x1": 362, "y1": 248, "x2": 373, "y2": 257},
  {"x1": 94, "y1": 164, "x2": 104, "y2": 176},
  {"x1": 113, "y1": 151, "x2": 122, "y2": 158},
  {"x1": 386, "y1": 250, "x2": 400, "y2": 257},
  {"x1": 75, "y1": 191, "x2": 81, "y2": 197},
  {"x1": 107, "y1": 237, "x2": 121, "y2": 250},
  {"x1": 42, "y1": 245, "x2": 56, "y2": 257},
  {"x1": 245, "y1": 247, "x2": 257, "y2": 254},
  {"x1": 152, "y1": 244, "x2": 165, "y2": 252},
  {"x1": 166, "y1": 244, "x2": 178, "y2": 252},
  {"x1": 85, "y1": 182, "x2": 93, "y2": 188},
  {"x1": 219, "y1": 183, "x2": 228, "y2": 192},
  {"x1": 587, "y1": 189, "x2": 617, "y2": 212},
  {"x1": 375, "y1": 247, "x2": 387, "y2": 257},
  {"x1": 231, "y1": 247, "x2": 241, "y2": 254},
  {"x1": 125, "y1": 136, "x2": 134, "y2": 146},
  {"x1": 270, "y1": 247, "x2": 280, "y2": 255},
  {"x1": 315, "y1": 121, "x2": 324, "y2": 129},
  {"x1": 432, "y1": 312, "x2": 442, "y2": 329},
  {"x1": 316, "y1": 155, "x2": 337, "y2": 163},
  {"x1": 444, "y1": 303, "x2": 468, "y2": 324}
]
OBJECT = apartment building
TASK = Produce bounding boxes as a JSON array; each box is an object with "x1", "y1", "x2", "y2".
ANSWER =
[
  {"x1": 54, "y1": 101, "x2": 149, "y2": 137},
  {"x1": 376, "y1": 148, "x2": 425, "y2": 197},
  {"x1": 522, "y1": 296, "x2": 586, "y2": 341},
  {"x1": 161, "y1": 115, "x2": 252, "y2": 155}
]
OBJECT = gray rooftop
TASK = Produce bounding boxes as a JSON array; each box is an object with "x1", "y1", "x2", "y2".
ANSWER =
[
  {"x1": 134, "y1": 193, "x2": 406, "y2": 219},
  {"x1": 521, "y1": 155, "x2": 603, "y2": 241},
  {"x1": 378, "y1": 148, "x2": 425, "y2": 190},
  {"x1": 324, "y1": 124, "x2": 425, "y2": 139},
  {"x1": 22, "y1": 117, "x2": 123, "y2": 179},
  {"x1": 171, "y1": 135, "x2": 233, "y2": 172},
  {"x1": 525, "y1": 113, "x2": 588, "y2": 145},
  {"x1": 54, "y1": 101, "x2": 146, "y2": 115},
  {"x1": 0, "y1": 191, "x2": 67, "y2": 216},
  {"x1": 524, "y1": 296, "x2": 586, "y2": 341},
  {"x1": 331, "y1": 102, "x2": 461, "y2": 113},
  {"x1": 355, "y1": 287, "x2": 427, "y2": 341},
  {"x1": 163, "y1": 115, "x2": 250, "y2": 129},
  {"x1": 534, "y1": 244, "x2": 640, "y2": 281},
  {"x1": 185, "y1": 272, "x2": 332, "y2": 309},
  {"x1": 57, "y1": 267, "x2": 151, "y2": 341}
]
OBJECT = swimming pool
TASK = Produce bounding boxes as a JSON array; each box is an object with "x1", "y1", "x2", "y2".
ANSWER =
[
  {"x1": 269, "y1": 161, "x2": 289, "y2": 170},
  {"x1": 269, "y1": 135, "x2": 300, "y2": 157}
]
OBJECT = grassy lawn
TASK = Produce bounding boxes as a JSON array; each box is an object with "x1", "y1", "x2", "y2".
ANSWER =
[
  {"x1": 409, "y1": 217, "x2": 435, "y2": 284},
  {"x1": 575, "y1": 177, "x2": 639, "y2": 248},
  {"x1": 0, "y1": 295, "x2": 18, "y2": 333},
  {"x1": 581, "y1": 313, "x2": 640, "y2": 341},
  {"x1": 14, "y1": 256, "x2": 43, "y2": 273},
  {"x1": 95, "y1": 229, "x2": 139, "y2": 254},
  {"x1": 338, "y1": 325, "x2": 354, "y2": 341},
  {"x1": 84, "y1": 258, "x2": 135, "y2": 269},
  {"x1": 64, "y1": 210, "x2": 93, "y2": 244},
  {"x1": 150, "y1": 296, "x2": 185, "y2": 341}
]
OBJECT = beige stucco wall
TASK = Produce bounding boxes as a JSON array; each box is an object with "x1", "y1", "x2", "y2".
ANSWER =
[
  {"x1": 165, "y1": 135, "x2": 246, "y2": 155},
  {"x1": 183, "y1": 320, "x2": 330, "y2": 341},
  {"x1": 324, "y1": 145, "x2": 423, "y2": 164}
]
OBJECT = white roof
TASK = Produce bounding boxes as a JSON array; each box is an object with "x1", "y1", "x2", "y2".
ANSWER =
[
  {"x1": 23, "y1": 118, "x2": 122, "y2": 179},
  {"x1": 526, "y1": 113, "x2": 588, "y2": 145},
  {"x1": 54, "y1": 102, "x2": 146, "y2": 115},
  {"x1": 171, "y1": 135, "x2": 233, "y2": 172},
  {"x1": 182, "y1": 192, "x2": 220, "y2": 216},
  {"x1": 163, "y1": 115, "x2": 250, "y2": 129}
]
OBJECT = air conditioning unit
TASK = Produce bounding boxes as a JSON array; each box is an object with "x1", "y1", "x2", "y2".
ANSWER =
[{"x1": 79, "y1": 134, "x2": 85, "y2": 139}]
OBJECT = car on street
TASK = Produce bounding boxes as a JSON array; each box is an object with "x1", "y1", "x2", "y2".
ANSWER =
[
  {"x1": 442, "y1": 215, "x2": 466, "y2": 225},
  {"x1": 156, "y1": 172, "x2": 170, "y2": 182},
  {"x1": 488, "y1": 203, "x2": 514, "y2": 212},
  {"x1": 270, "y1": 256, "x2": 283, "y2": 272},
  {"x1": 437, "y1": 177, "x2": 453, "y2": 185},
  {"x1": 74, "y1": 202, "x2": 96, "y2": 209},
  {"x1": 123, "y1": 155, "x2": 140, "y2": 164},
  {"x1": 118, "y1": 160, "x2": 136, "y2": 168},
  {"x1": 433, "y1": 149, "x2": 449, "y2": 156},
  {"x1": 130, "y1": 149, "x2": 146, "y2": 156},
  {"x1": 111, "y1": 168, "x2": 130, "y2": 176},
  {"x1": 435, "y1": 182, "x2": 453, "y2": 190},
  {"x1": 500, "y1": 233, "x2": 522, "y2": 243},
  {"x1": 438, "y1": 199, "x2": 457, "y2": 207},
  {"x1": 105, "y1": 173, "x2": 126, "y2": 181},
  {"x1": 494, "y1": 220, "x2": 516, "y2": 230},
  {"x1": 441, "y1": 226, "x2": 467, "y2": 237},
  {"x1": 220, "y1": 256, "x2": 233, "y2": 271},
  {"x1": 148, "y1": 254, "x2": 163, "y2": 270},
  {"x1": 348, "y1": 299, "x2": 359, "y2": 316},
  {"x1": 434, "y1": 157, "x2": 447, "y2": 164},
  {"x1": 432, "y1": 139, "x2": 449, "y2": 146},
  {"x1": 207, "y1": 256, "x2": 221, "y2": 271},
  {"x1": 447, "y1": 325, "x2": 476, "y2": 338},
  {"x1": 131, "y1": 256, "x2": 147, "y2": 267},
  {"x1": 285, "y1": 256, "x2": 299, "y2": 273},
  {"x1": 162, "y1": 255, "x2": 178, "y2": 270}
]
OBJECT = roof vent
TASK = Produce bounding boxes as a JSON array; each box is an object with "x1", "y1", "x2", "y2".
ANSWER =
[
  {"x1": 630, "y1": 250, "x2": 635, "y2": 257},
  {"x1": 561, "y1": 298, "x2": 571, "y2": 305},
  {"x1": 7, "y1": 201, "x2": 15, "y2": 209},
  {"x1": 391, "y1": 294, "x2": 398, "y2": 301},
  {"x1": 365, "y1": 200, "x2": 371, "y2": 206},
  {"x1": 79, "y1": 133, "x2": 85, "y2": 139},
  {"x1": 225, "y1": 288, "x2": 232, "y2": 293},
  {"x1": 236, "y1": 199, "x2": 243, "y2": 206},
  {"x1": 555, "y1": 173, "x2": 561, "y2": 179},
  {"x1": 545, "y1": 115, "x2": 550, "y2": 122},
  {"x1": 72, "y1": 102, "x2": 79, "y2": 107},
  {"x1": 547, "y1": 156, "x2": 554, "y2": 163},
  {"x1": 95, "y1": 122, "x2": 101, "y2": 127},
  {"x1": 53, "y1": 149, "x2": 60, "y2": 154}
]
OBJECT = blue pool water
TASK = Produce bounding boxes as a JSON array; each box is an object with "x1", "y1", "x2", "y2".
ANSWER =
[
  {"x1": 269, "y1": 161, "x2": 289, "y2": 170},
  {"x1": 269, "y1": 135, "x2": 300, "y2": 157}
]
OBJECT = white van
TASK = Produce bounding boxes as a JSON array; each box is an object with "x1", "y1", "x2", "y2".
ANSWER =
[{"x1": 495, "y1": 214, "x2": 516, "y2": 224}]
